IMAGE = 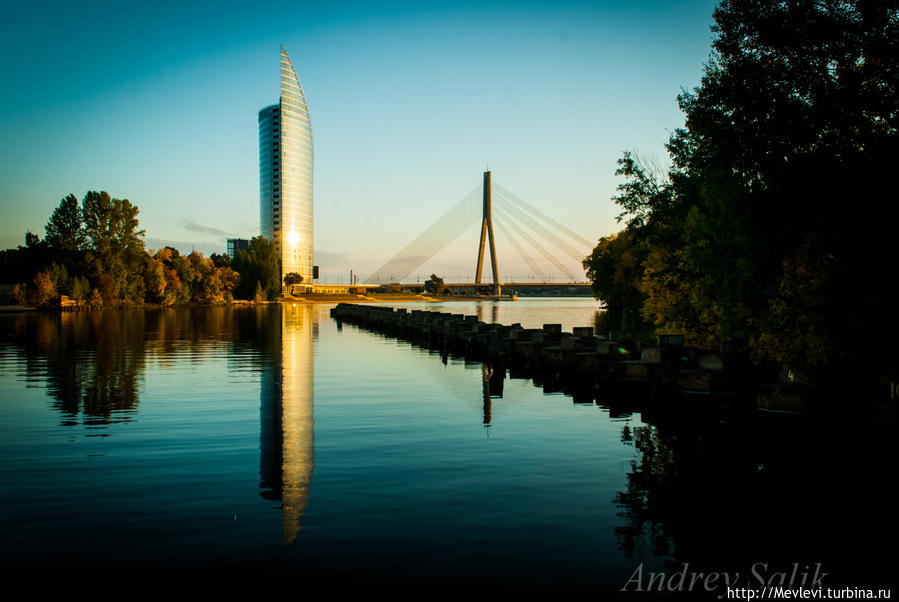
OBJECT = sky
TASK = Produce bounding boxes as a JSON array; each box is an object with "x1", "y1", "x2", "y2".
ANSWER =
[{"x1": 0, "y1": 0, "x2": 720, "y2": 283}]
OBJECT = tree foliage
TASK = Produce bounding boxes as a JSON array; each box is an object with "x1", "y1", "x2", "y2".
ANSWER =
[
  {"x1": 31, "y1": 271, "x2": 56, "y2": 307},
  {"x1": 232, "y1": 236, "x2": 280, "y2": 301},
  {"x1": 143, "y1": 247, "x2": 239, "y2": 305},
  {"x1": 423, "y1": 274, "x2": 446, "y2": 295},
  {"x1": 81, "y1": 191, "x2": 147, "y2": 304},
  {"x1": 582, "y1": 230, "x2": 647, "y2": 310},
  {"x1": 44, "y1": 194, "x2": 85, "y2": 259},
  {"x1": 588, "y1": 0, "x2": 898, "y2": 389},
  {"x1": 3, "y1": 191, "x2": 243, "y2": 307},
  {"x1": 283, "y1": 272, "x2": 304, "y2": 286}
]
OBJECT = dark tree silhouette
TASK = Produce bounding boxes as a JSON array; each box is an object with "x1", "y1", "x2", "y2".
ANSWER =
[{"x1": 588, "y1": 0, "x2": 898, "y2": 395}]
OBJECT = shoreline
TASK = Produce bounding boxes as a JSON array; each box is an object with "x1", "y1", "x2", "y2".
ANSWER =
[
  {"x1": 279, "y1": 293, "x2": 520, "y2": 304},
  {"x1": 1, "y1": 292, "x2": 529, "y2": 311}
]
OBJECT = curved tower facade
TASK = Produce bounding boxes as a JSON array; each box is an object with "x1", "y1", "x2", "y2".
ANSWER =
[{"x1": 259, "y1": 45, "x2": 313, "y2": 283}]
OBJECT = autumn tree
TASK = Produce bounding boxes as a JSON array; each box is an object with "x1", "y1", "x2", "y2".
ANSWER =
[
  {"x1": 5, "y1": 191, "x2": 245, "y2": 308},
  {"x1": 186, "y1": 250, "x2": 238, "y2": 304},
  {"x1": 582, "y1": 230, "x2": 647, "y2": 310},
  {"x1": 45, "y1": 263, "x2": 71, "y2": 297},
  {"x1": 143, "y1": 257, "x2": 167, "y2": 304},
  {"x1": 31, "y1": 271, "x2": 56, "y2": 306}
]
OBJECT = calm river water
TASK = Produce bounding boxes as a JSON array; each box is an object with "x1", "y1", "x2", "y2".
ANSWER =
[{"x1": 0, "y1": 300, "x2": 894, "y2": 596}]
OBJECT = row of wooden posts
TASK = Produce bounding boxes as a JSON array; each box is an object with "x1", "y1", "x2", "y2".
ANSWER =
[{"x1": 330, "y1": 303, "x2": 760, "y2": 405}]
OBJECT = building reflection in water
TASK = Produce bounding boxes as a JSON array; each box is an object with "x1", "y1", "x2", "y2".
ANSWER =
[{"x1": 259, "y1": 304, "x2": 315, "y2": 546}]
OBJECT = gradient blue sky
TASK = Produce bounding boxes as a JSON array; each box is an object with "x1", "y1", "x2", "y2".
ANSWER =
[{"x1": 0, "y1": 0, "x2": 719, "y2": 282}]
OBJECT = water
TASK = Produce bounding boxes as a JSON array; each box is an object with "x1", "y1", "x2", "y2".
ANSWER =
[{"x1": 0, "y1": 301, "x2": 894, "y2": 595}]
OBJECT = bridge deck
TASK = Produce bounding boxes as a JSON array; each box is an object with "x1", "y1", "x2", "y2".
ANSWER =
[{"x1": 395, "y1": 282, "x2": 590, "y2": 289}]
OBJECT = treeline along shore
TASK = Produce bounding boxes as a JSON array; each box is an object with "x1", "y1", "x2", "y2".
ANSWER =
[
  {"x1": 1, "y1": 192, "x2": 286, "y2": 308},
  {"x1": 582, "y1": 0, "x2": 898, "y2": 407}
]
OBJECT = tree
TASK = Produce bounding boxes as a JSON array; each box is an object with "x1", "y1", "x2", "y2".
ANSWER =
[
  {"x1": 217, "y1": 265, "x2": 239, "y2": 302},
  {"x1": 143, "y1": 257, "x2": 167, "y2": 304},
  {"x1": 598, "y1": 0, "x2": 898, "y2": 391},
  {"x1": 45, "y1": 263, "x2": 70, "y2": 297},
  {"x1": 81, "y1": 191, "x2": 146, "y2": 305},
  {"x1": 182, "y1": 251, "x2": 237, "y2": 304},
  {"x1": 31, "y1": 271, "x2": 56, "y2": 306},
  {"x1": 88, "y1": 288, "x2": 103, "y2": 308},
  {"x1": 423, "y1": 274, "x2": 446, "y2": 295},
  {"x1": 582, "y1": 230, "x2": 647, "y2": 310},
  {"x1": 232, "y1": 236, "x2": 280, "y2": 300},
  {"x1": 12, "y1": 284, "x2": 27, "y2": 306},
  {"x1": 44, "y1": 194, "x2": 85, "y2": 258},
  {"x1": 1, "y1": 232, "x2": 50, "y2": 285},
  {"x1": 5, "y1": 190, "x2": 247, "y2": 307},
  {"x1": 283, "y1": 272, "x2": 303, "y2": 286},
  {"x1": 209, "y1": 253, "x2": 231, "y2": 268},
  {"x1": 71, "y1": 275, "x2": 90, "y2": 301}
]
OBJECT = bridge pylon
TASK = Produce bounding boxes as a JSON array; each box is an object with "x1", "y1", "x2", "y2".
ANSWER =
[{"x1": 475, "y1": 171, "x2": 501, "y2": 295}]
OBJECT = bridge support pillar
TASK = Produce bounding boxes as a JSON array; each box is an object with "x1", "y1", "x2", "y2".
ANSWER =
[{"x1": 475, "y1": 170, "x2": 501, "y2": 295}]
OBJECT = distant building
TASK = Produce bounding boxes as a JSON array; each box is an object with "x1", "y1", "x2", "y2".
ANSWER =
[
  {"x1": 226, "y1": 238, "x2": 250, "y2": 258},
  {"x1": 259, "y1": 45, "x2": 313, "y2": 284}
]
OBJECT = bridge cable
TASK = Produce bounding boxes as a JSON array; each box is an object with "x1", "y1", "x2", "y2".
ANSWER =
[
  {"x1": 365, "y1": 186, "x2": 481, "y2": 283},
  {"x1": 493, "y1": 193, "x2": 590, "y2": 264},
  {"x1": 493, "y1": 205, "x2": 578, "y2": 281},
  {"x1": 494, "y1": 183, "x2": 594, "y2": 249},
  {"x1": 493, "y1": 214, "x2": 549, "y2": 281}
]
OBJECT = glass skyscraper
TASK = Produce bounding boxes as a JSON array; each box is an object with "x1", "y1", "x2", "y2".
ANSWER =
[{"x1": 259, "y1": 45, "x2": 313, "y2": 283}]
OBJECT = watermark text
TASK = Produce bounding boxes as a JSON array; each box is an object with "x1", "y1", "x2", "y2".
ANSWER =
[{"x1": 726, "y1": 586, "x2": 892, "y2": 599}]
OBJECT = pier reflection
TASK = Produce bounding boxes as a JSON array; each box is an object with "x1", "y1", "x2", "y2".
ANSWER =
[
  {"x1": 259, "y1": 304, "x2": 316, "y2": 546},
  {"x1": 482, "y1": 364, "x2": 493, "y2": 426},
  {"x1": 475, "y1": 301, "x2": 499, "y2": 325},
  {"x1": 481, "y1": 362, "x2": 504, "y2": 426}
]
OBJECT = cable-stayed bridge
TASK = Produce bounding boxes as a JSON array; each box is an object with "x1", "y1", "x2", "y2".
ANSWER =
[{"x1": 366, "y1": 171, "x2": 595, "y2": 292}]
